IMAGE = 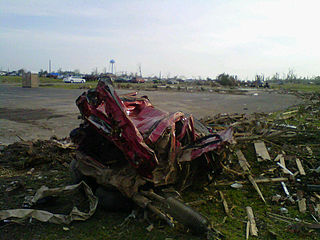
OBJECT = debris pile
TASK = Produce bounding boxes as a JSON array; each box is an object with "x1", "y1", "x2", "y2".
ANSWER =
[
  {"x1": 200, "y1": 92, "x2": 320, "y2": 238},
  {"x1": 0, "y1": 138, "x2": 74, "y2": 169}
]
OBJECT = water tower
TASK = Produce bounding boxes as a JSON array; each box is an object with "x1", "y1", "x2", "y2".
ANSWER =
[{"x1": 109, "y1": 59, "x2": 115, "y2": 74}]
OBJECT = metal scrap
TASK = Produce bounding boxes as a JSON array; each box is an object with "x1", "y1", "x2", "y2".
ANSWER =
[{"x1": 0, "y1": 181, "x2": 97, "y2": 224}]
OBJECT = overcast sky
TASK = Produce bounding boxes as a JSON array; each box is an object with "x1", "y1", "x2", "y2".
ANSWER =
[{"x1": 1, "y1": 0, "x2": 319, "y2": 79}]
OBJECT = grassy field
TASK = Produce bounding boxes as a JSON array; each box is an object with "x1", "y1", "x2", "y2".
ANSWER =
[
  {"x1": 0, "y1": 76, "x2": 212, "y2": 92},
  {"x1": 271, "y1": 83, "x2": 320, "y2": 93},
  {"x1": 0, "y1": 76, "x2": 93, "y2": 89},
  {"x1": 2, "y1": 75, "x2": 320, "y2": 93},
  {"x1": 0, "y1": 75, "x2": 61, "y2": 84}
]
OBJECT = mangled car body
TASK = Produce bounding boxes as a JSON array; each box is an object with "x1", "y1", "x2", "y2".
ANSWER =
[{"x1": 70, "y1": 79, "x2": 232, "y2": 233}]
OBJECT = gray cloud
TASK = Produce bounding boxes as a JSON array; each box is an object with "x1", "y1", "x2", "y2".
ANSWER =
[{"x1": 1, "y1": 0, "x2": 320, "y2": 78}]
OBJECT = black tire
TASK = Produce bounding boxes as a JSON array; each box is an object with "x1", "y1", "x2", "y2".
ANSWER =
[
  {"x1": 95, "y1": 186, "x2": 133, "y2": 211},
  {"x1": 70, "y1": 159, "x2": 98, "y2": 190}
]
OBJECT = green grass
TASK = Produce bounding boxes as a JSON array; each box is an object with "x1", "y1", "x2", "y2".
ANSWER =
[
  {"x1": 0, "y1": 76, "x2": 96, "y2": 89},
  {"x1": 0, "y1": 75, "x2": 61, "y2": 84},
  {"x1": 272, "y1": 83, "x2": 320, "y2": 92},
  {"x1": 0, "y1": 76, "x2": 235, "y2": 92},
  {"x1": 2, "y1": 76, "x2": 320, "y2": 94},
  {"x1": 0, "y1": 75, "x2": 22, "y2": 83}
]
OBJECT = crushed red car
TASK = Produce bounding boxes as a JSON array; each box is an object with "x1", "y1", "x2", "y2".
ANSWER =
[{"x1": 70, "y1": 79, "x2": 232, "y2": 234}]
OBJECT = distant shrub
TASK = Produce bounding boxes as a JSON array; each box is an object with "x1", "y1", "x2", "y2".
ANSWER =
[{"x1": 217, "y1": 73, "x2": 236, "y2": 86}]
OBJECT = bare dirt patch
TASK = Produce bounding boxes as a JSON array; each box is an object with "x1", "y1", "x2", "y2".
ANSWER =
[{"x1": 0, "y1": 108, "x2": 64, "y2": 123}]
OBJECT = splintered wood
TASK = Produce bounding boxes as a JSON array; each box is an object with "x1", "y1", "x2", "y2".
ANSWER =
[
  {"x1": 246, "y1": 206, "x2": 258, "y2": 237},
  {"x1": 236, "y1": 150, "x2": 250, "y2": 171},
  {"x1": 296, "y1": 158, "x2": 306, "y2": 176},
  {"x1": 219, "y1": 191, "x2": 230, "y2": 216},
  {"x1": 274, "y1": 154, "x2": 282, "y2": 162},
  {"x1": 254, "y1": 141, "x2": 271, "y2": 162},
  {"x1": 237, "y1": 150, "x2": 266, "y2": 203},
  {"x1": 246, "y1": 220, "x2": 250, "y2": 240},
  {"x1": 281, "y1": 110, "x2": 298, "y2": 120},
  {"x1": 279, "y1": 155, "x2": 290, "y2": 174},
  {"x1": 214, "y1": 177, "x2": 288, "y2": 186},
  {"x1": 298, "y1": 198, "x2": 307, "y2": 213},
  {"x1": 248, "y1": 175, "x2": 266, "y2": 203},
  {"x1": 306, "y1": 146, "x2": 313, "y2": 155}
]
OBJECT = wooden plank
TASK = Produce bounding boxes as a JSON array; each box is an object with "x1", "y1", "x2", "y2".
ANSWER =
[
  {"x1": 236, "y1": 150, "x2": 266, "y2": 203},
  {"x1": 246, "y1": 221, "x2": 250, "y2": 240},
  {"x1": 214, "y1": 177, "x2": 288, "y2": 186},
  {"x1": 236, "y1": 150, "x2": 250, "y2": 171},
  {"x1": 274, "y1": 154, "x2": 281, "y2": 162},
  {"x1": 296, "y1": 158, "x2": 306, "y2": 176},
  {"x1": 279, "y1": 155, "x2": 290, "y2": 174},
  {"x1": 237, "y1": 150, "x2": 266, "y2": 203},
  {"x1": 306, "y1": 146, "x2": 313, "y2": 155},
  {"x1": 248, "y1": 175, "x2": 266, "y2": 204},
  {"x1": 282, "y1": 110, "x2": 298, "y2": 120},
  {"x1": 254, "y1": 141, "x2": 271, "y2": 162},
  {"x1": 282, "y1": 110, "x2": 298, "y2": 115},
  {"x1": 219, "y1": 191, "x2": 230, "y2": 216},
  {"x1": 246, "y1": 206, "x2": 258, "y2": 236},
  {"x1": 255, "y1": 177, "x2": 288, "y2": 183},
  {"x1": 298, "y1": 198, "x2": 306, "y2": 213}
]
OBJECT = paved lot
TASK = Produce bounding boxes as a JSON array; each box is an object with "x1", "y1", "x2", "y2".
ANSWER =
[{"x1": 0, "y1": 84, "x2": 302, "y2": 145}]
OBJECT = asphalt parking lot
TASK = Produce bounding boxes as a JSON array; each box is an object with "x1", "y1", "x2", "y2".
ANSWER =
[{"x1": 0, "y1": 84, "x2": 302, "y2": 145}]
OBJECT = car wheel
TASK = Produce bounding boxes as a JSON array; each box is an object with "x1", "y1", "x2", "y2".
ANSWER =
[
  {"x1": 95, "y1": 186, "x2": 133, "y2": 211},
  {"x1": 70, "y1": 159, "x2": 98, "y2": 190}
]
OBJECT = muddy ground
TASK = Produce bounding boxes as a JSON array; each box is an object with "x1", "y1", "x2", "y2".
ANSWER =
[{"x1": 0, "y1": 84, "x2": 301, "y2": 145}]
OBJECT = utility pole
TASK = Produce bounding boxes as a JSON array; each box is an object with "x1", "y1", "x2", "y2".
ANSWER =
[{"x1": 49, "y1": 59, "x2": 51, "y2": 73}]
